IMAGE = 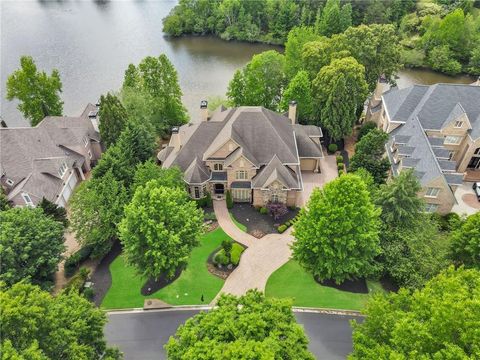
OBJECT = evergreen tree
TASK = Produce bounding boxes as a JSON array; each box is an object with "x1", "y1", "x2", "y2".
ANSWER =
[
  {"x1": 284, "y1": 26, "x2": 320, "y2": 79},
  {"x1": 315, "y1": 0, "x2": 351, "y2": 37},
  {"x1": 6, "y1": 56, "x2": 63, "y2": 126},
  {"x1": 38, "y1": 197, "x2": 68, "y2": 227},
  {"x1": 312, "y1": 57, "x2": 368, "y2": 141},
  {"x1": 98, "y1": 93, "x2": 128, "y2": 148}
]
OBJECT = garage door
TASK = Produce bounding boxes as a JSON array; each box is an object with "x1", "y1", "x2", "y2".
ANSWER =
[
  {"x1": 62, "y1": 173, "x2": 78, "y2": 203},
  {"x1": 300, "y1": 159, "x2": 316, "y2": 171}
]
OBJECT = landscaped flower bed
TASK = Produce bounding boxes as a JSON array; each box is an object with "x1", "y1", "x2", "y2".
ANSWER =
[{"x1": 277, "y1": 212, "x2": 301, "y2": 233}]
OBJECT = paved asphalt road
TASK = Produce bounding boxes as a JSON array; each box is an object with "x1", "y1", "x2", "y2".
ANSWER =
[{"x1": 105, "y1": 309, "x2": 359, "y2": 359}]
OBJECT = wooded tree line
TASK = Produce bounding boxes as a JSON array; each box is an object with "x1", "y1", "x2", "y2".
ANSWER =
[
  {"x1": 164, "y1": 0, "x2": 480, "y2": 76},
  {"x1": 163, "y1": 0, "x2": 415, "y2": 44},
  {"x1": 226, "y1": 22, "x2": 401, "y2": 141}
]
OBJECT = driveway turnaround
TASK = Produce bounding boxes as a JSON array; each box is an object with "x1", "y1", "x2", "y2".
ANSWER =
[
  {"x1": 213, "y1": 200, "x2": 293, "y2": 299},
  {"x1": 105, "y1": 309, "x2": 358, "y2": 360}
]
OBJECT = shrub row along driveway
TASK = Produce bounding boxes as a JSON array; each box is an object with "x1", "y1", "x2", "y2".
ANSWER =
[{"x1": 212, "y1": 200, "x2": 294, "y2": 301}]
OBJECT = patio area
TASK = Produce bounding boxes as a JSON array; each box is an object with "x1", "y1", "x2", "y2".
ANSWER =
[{"x1": 452, "y1": 182, "x2": 480, "y2": 216}]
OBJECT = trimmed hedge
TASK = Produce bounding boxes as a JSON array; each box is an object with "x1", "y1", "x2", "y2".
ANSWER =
[
  {"x1": 64, "y1": 245, "x2": 94, "y2": 278},
  {"x1": 213, "y1": 243, "x2": 244, "y2": 266},
  {"x1": 336, "y1": 155, "x2": 344, "y2": 163},
  {"x1": 328, "y1": 143, "x2": 338, "y2": 154},
  {"x1": 277, "y1": 224, "x2": 287, "y2": 233},
  {"x1": 226, "y1": 190, "x2": 233, "y2": 209},
  {"x1": 259, "y1": 207, "x2": 268, "y2": 214},
  {"x1": 337, "y1": 163, "x2": 344, "y2": 170},
  {"x1": 277, "y1": 213, "x2": 301, "y2": 233}
]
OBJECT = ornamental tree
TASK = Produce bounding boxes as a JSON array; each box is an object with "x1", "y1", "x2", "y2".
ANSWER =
[
  {"x1": 166, "y1": 290, "x2": 315, "y2": 359},
  {"x1": 98, "y1": 92, "x2": 129, "y2": 148},
  {"x1": 450, "y1": 212, "x2": 480, "y2": 269},
  {"x1": 227, "y1": 50, "x2": 286, "y2": 110},
  {"x1": 292, "y1": 173, "x2": 381, "y2": 283},
  {"x1": 312, "y1": 56, "x2": 368, "y2": 141},
  {"x1": 119, "y1": 181, "x2": 204, "y2": 280},
  {"x1": 0, "y1": 282, "x2": 121, "y2": 359},
  {"x1": 350, "y1": 267, "x2": 480, "y2": 359},
  {"x1": 0, "y1": 207, "x2": 65, "y2": 289},
  {"x1": 69, "y1": 170, "x2": 129, "y2": 258},
  {"x1": 132, "y1": 160, "x2": 184, "y2": 192},
  {"x1": 349, "y1": 128, "x2": 390, "y2": 184},
  {"x1": 6, "y1": 56, "x2": 63, "y2": 126}
]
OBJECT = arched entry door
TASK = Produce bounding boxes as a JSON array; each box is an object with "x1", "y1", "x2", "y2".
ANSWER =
[{"x1": 214, "y1": 183, "x2": 225, "y2": 195}]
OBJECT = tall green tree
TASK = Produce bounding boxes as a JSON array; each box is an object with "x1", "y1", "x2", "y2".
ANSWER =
[
  {"x1": 301, "y1": 37, "x2": 338, "y2": 79},
  {"x1": 166, "y1": 290, "x2": 315, "y2": 359},
  {"x1": 38, "y1": 197, "x2": 68, "y2": 227},
  {"x1": 6, "y1": 56, "x2": 63, "y2": 126},
  {"x1": 450, "y1": 212, "x2": 480, "y2": 269},
  {"x1": 119, "y1": 181, "x2": 204, "y2": 280},
  {"x1": 98, "y1": 93, "x2": 129, "y2": 148},
  {"x1": 284, "y1": 26, "x2": 320, "y2": 79},
  {"x1": 0, "y1": 208, "x2": 65, "y2": 289},
  {"x1": 292, "y1": 173, "x2": 381, "y2": 283},
  {"x1": 349, "y1": 128, "x2": 390, "y2": 184},
  {"x1": 374, "y1": 169, "x2": 424, "y2": 229},
  {"x1": 312, "y1": 56, "x2": 368, "y2": 141},
  {"x1": 69, "y1": 171, "x2": 129, "y2": 258},
  {"x1": 1, "y1": 282, "x2": 121, "y2": 359},
  {"x1": 0, "y1": 188, "x2": 11, "y2": 211},
  {"x1": 350, "y1": 267, "x2": 480, "y2": 359},
  {"x1": 315, "y1": 0, "x2": 352, "y2": 37},
  {"x1": 227, "y1": 50, "x2": 286, "y2": 110},
  {"x1": 92, "y1": 120, "x2": 156, "y2": 187},
  {"x1": 280, "y1": 70, "x2": 314, "y2": 123},
  {"x1": 122, "y1": 54, "x2": 188, "y2": 135},
  {"x1": 132, "y1": 160, "x2": 184, "y2": 192}
]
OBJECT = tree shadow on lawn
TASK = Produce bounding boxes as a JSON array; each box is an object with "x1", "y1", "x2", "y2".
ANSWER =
[{"x1": 317, "y1": 277, "x2": 369, "y2": 294}]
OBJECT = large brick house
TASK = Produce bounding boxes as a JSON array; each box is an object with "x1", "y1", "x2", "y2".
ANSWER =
[
  {"x1": 158, "y1": 101, "x2": 324, "y2": 207},
  {"x1": 0, "y1": 104, "x2": 102, "y2": 207},
  {"x1": 367, "y1": 81, "x2": 480, "y2": 214}
]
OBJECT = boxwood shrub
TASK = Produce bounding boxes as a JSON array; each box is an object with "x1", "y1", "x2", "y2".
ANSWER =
[
  {"x1": 278, "y1": 224, "x2": 287, "y2": 233},
  {"x1": 64, "y1": 245, "x2": 93, "y2": 278},
  {"x1": 336, "y1": 155, "x2": 344, "y2": 163}
]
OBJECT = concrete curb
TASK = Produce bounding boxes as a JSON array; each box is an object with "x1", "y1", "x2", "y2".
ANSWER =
[{"x1": 106, "y1": 305, "x2": 363, "y2": 317}]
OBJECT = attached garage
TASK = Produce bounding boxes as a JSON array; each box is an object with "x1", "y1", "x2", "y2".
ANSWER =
[
  {"x1": 60, "y1": 172, "x2": 79, "y2": 206},
  {"x1": 300, "y1": 158, "x2": 317, "y2": 171}
]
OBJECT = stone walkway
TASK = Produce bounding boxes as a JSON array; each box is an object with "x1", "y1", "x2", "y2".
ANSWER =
[{"x1": 212, "y1": 200, "x2": 294, "y2": 302}]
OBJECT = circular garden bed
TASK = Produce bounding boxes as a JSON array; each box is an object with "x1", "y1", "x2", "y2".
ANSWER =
[{"x1": 207, "y1": 240, "x2": 246, "y2": 279}]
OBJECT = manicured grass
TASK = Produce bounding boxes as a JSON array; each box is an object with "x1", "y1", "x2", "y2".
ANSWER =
[
  {"x1": 265, "y1": 260, "x2": 385, "y2": 311},
  {"x1": 101, "y1": 228, "x2": 229, "y2": 309},
  {"x1": 229, "y1": 212, "x2": 247, "y2": 232}
]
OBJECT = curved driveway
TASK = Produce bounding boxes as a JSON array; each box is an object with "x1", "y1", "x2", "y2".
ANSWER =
[{"x1": 212, "y1": 200, "x2": 293, "y2": 300}]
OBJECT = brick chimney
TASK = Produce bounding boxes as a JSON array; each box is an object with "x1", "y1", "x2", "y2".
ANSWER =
[
  {"x1": 169, "y1": 126, "x2": 181, "y2": 151},
  {"x1": 200, "y1": 100, "x2": 209, "y2": 122},
  {"x1": 288, "y1": 101, "x2": 297, "y2": 124}
]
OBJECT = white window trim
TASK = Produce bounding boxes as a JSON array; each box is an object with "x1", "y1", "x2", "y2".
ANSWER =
[
  {"x1": 454, "y1": 121, "x2": 463, "y2": 128},
  {"x1": 58, "y1": 162, "x2": 68, "y2": 178},
  {"x1": 236, "y1": 170, "x2": 247, "y2": 180},
  {"x1": 83, "y1": 136, "x2": 89, "y2": 147},
  {"x1": 22, "y1": 192, "x2": 34, "y2": 207},
  {"x1": 6, "y1": 178, "x2": 14, "y2": 186},
  {"x1": 444, "y1": 135, "x2": 462, "y2": 145},
  {"x1": 213, "y1": 163, "x2": 223, "y2": 171},
  {"x1": 88, "y1": 150, "x2": 93, "y2": 159},
  {"x1": 425, "y1": 203, "x2": 438, "y2": 213},
  {"x1": 425, "y1": 187, "x2": 440, "y2": 198}
]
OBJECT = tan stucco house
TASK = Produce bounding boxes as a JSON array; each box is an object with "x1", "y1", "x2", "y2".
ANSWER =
[
  {"x1": 367, "y1": 81, "x2": 480, "y2": 214},
  {"x1": 0, "y1": 104, "x2": 102, "y2": 207},
  {"x1": 158, "y1": 101, "x2": 324, "y2": 207}
]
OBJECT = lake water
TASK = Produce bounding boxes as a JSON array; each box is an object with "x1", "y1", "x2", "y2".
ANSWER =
[{"x1": 1, "y1": 0, "x2": 475, "y2": 127}]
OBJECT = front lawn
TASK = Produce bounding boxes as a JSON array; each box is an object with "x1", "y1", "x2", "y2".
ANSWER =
[
  {"x1": 101, "y1": 228, "x2": 228, "y2": 309},
  {"x1": 229, "y1": 212, "x2": 247, "y2": 232},
  {"x1": 265, "y1": 260, "x2": 385, "y2": 311}
]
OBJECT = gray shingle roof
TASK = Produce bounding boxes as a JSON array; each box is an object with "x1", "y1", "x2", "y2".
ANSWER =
[
  {"x1": 0, "y1": 104, "x2": 99, "y2": 206},
  {"x1": 445, "y1": 173, "x2": 464, "y2": 186},
  {"x1": 183, "y1": 157, "x2": 210, "y2": 184},
  {"x1": 252, "y1": 155, "x2": 300, "y2": 189},
  {"x1": 383, "y1": 86, "x2": 428, "y2": 122},
  {"x1": 163, "y1": 106, "x2": 322, "y2": 185}
]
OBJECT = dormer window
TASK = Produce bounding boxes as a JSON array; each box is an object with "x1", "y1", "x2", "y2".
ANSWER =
[
  {"x1": 5, "y1": 178, "x2": 14, "y2": 186},
  {"x1": 213, "y1": 163, "x2": 223, "y2": 171},
  {"x1": 454, "y1": 120, "x2": 463, "y2": 128},
  {"x1": 83, "y1": 136, "x2": 89, "y2": 147},
  {"x1": 22, "y1": 193, "x2": 34, "y2": 207},
  {"x1": 58, "y1": 162, "x2": 68, "y2": 178}
]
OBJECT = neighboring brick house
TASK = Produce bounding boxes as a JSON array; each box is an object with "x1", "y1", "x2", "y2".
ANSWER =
[
  {"x1": 0, "y1": 104, "x2": 102, "y2": 207},
  {"x1": 158, "y1": 101, "x2": 324, "y2": 207},
  {"x1": 367, "y1": 82, "x2": 480, "y2": 214}
]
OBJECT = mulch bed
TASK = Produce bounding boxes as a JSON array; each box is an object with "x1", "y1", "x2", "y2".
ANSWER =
[
  {"x1": 317, "y1": 277, "x2": 369, "y2": 294},
  {"x1": 230, "y1": 203, "x2": 299, "y2": 236},
  {"x1": 141, "y1": 266, "x2": 184, "y2": 296},
  {"x1": 206, "y1": 242, "x2": 246, "y2": 280},
  {"x1": 91, "y1": 241, "x2": 122, "y2": 306},
  {"x1": 380, "y1": 276, "x2": 399, "y2": 293}
]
